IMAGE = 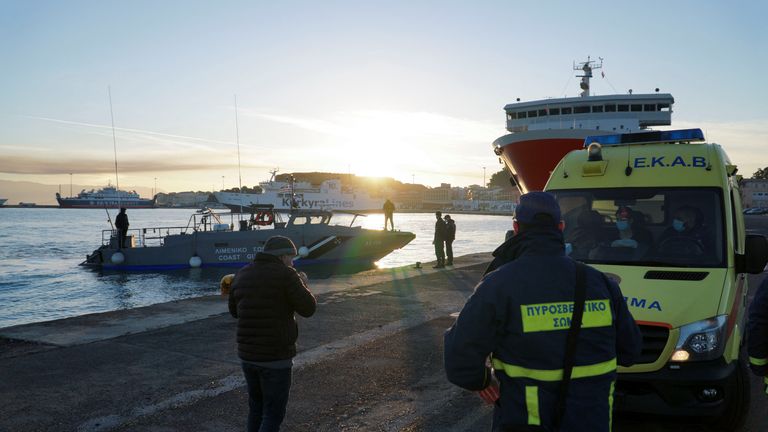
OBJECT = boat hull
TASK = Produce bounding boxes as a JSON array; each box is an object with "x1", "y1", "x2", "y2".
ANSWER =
[
  {"x1": 56, "y1": 196, "x2": 155, "y2": 208},
  {"x1": 82, "y1": 226, "x2": 415, "y2": 272},
  {"x1": 493, "y1": 129, "x2": 613, "y2": 193}
]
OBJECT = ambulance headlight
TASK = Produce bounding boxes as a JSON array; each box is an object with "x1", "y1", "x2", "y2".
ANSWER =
[{"x1": 671, "y1": 316, "x2": 727, "y2": 362}]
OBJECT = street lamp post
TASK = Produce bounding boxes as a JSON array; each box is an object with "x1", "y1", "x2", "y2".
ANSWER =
[
  {"x1": 154, "y1": 177, "x2": 157, "y2": 197},
  {"x1": 69, "y1": 173, "x2": 73, "y2": 197},
  {"x1": 483, "y1": 167, "x2": 486, "y2": 188}
]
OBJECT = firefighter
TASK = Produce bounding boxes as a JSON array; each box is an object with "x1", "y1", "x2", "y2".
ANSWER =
[
  {"x1": 444, "y1": 191, "x2": 642, "y2": 431},
  {"x1": 748, "y1": 277, "x2": 768, "y2": 395}
]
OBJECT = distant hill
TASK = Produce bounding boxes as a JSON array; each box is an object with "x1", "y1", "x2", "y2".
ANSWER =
[{"x1": 0, "y1": 180, "x2": 155, "y2": 206}]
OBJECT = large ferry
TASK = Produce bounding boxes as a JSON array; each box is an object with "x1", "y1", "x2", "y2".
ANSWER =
[
  {"x1": 0, "y1": 198, "x2": 6, "y2": 206},
  {"x1": 56, "y1": 184, "x2": 155, "y2": 208},
  {"x1": 215, "y1": 171, "x2": 383, "y2": 213},
  {"x1": 493, "y1": 57, "x2": 674, "y2": 192}
]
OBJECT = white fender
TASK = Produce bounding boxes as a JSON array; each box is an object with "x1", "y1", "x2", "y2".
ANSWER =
[
  {"x1": 189, "y1": 256, "x2": 202, "y2": 268},
  {"x1": 111, "y1": 252, "x2": 125, "y2": 264}
]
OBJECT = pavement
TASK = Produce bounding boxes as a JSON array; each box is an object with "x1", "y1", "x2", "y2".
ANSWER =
[{"x1": 0, "y1": 241, "x2": 767, "y2": 431}]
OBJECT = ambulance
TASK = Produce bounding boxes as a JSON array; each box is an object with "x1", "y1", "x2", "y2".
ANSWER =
[{"x1": 544, "y1": 129, "x2": 768, "y2": 430}]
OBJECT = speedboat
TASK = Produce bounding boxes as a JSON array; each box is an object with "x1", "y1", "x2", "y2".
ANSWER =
[{"x1": 81, "y1": 206, "x2": 415, "y2": 272}]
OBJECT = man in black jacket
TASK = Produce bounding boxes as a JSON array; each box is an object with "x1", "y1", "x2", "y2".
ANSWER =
[
  {"x1": 115, "y1": 207, "x2": 129, "y2": 248},
  {"x1": 444, "y1": 214, "x2": 456, "y2": 266},
  {"x1": 433, "y1": 211, "x2": 447, "y2": 268},
  {"x1": 229, "y1": 235, "x2": 317, "y2": 432},
  {"x1": 748, "y1": 277, "x2": 768, "y2": 396}
]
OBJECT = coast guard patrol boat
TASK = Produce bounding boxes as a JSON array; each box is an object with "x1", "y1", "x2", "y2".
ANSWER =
[{"x1": 81, "y1": 206, "x2": 415, "y2": 273}]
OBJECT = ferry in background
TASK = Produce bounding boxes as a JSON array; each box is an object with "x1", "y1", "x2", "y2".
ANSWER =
[
  {"x1": 56, "y1": 184, "x2": 155, "y2": 208},
  {"x1": 214, "y1": 170, "x2": 383, "y2": 213},
  {"x1": 493, "y1": 57, "x2": 674, "y2": 193},
  {"x1": 0, "y1": 198, "x2": 6, "y2": 206}
]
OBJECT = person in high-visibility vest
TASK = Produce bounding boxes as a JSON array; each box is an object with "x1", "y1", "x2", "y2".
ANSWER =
[
  {"x1": 444, "y1": 191, "x2": 642, "y2": 431},
  {"x1": 748, "y1": 277, "x2": 768, "y2": 396}
]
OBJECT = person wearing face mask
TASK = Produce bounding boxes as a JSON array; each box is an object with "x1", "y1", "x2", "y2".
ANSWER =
[
  {"x1": 610, "y1": 206, "x2": 652, "y2": 250},
  {"x1": 657, "y1": 205, "x2": 712, "y2": 255}
]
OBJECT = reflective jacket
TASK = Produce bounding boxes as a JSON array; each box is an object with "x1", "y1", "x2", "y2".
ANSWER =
[
  {"x1": 444, "y1": 228, "x2": 641, "y2": 431},
  {"x1": 748, "y1": 277, "x2": 768, "y2": 394}
]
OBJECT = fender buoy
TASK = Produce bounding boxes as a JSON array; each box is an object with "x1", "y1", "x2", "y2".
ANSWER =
[
  {"x1": 254, "y1": 211, "x2": 275, "y2": 226},
  {"x1": 298, "y1": 246, "x2": 309, "y2": 257},
  {"x1": 189, "y1": 256, "x2": 202, "y2": 268},
  {"x1": 111, "y1": 251, "x2": 125, "y2": 264}
]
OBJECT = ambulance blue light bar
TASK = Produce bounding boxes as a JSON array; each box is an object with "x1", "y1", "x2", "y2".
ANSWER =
[{"x1": 583, "y1": 129, "x2": 705, "y2": 147}]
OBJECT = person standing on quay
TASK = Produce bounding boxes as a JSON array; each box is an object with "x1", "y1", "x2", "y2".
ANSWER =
[
  {"x1": 229, "y1": 236, "x2": 316, "y2": 432},
  {"x1": 444, "y1": 192, "x2": 641, "y2": 431},
  {"x1": 383, "y1": 198, "x2": 395, "y2": 231},
  {"x1": 748, "y1": 277, "x2": 768, "y2": 396},
  {"x1": 115, "y1": 207, "x2": 129, "y2": 248},
  {"x1": 444, "y1": 214, "x2": 456, "y2": 266},
  {"x1": 433, "y1": 211, "x2": 447, "y2": 268}
]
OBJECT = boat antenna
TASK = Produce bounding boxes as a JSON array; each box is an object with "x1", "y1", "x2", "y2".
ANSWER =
[
  {"x1": 108, "y1": 86, "x2": 121, "y2": 208},
  {"x1": 573, "y1": 56, "x2": 602, "y2": 98},
  {"x1": 234, "y1": 94, "x2": 243, "y2": 214}
]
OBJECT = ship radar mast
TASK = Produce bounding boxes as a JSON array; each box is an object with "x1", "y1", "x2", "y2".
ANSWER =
[
  {"x1": 573, "y1": 56, "x2": 603, "y2": 97},
  {"x1": 268, "y1": 168, "x2": 279, "y2": 182}
]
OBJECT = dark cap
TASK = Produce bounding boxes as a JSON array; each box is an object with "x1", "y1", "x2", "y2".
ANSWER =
[
  {"x1": 514, "y1": 192, "x2": 561, "y2": 226},
  {"x1": 263, "y1": 235, "x2": 297, "y2": 256},
  {"x1": 435, "y1": 211, "x2": 442, "y2": 217}
]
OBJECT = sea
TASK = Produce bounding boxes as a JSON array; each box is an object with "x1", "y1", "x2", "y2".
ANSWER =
[{"x1": 0, "y1": 208, "x2": 513, "y2": 328}]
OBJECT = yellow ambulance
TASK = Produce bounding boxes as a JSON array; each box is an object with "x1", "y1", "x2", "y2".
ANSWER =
[{"x1": 545, "y1": 129, "x2": 768, "y2": 430}]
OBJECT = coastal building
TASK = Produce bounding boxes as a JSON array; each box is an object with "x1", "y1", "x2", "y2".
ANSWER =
[{"x1": 741, "y1": 179, "x2": 768, "y2": 208}]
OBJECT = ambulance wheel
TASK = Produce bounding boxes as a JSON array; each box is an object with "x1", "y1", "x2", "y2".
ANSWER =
[{"x1": 710, "y1": 358, "x2": 750, "y2": 431}]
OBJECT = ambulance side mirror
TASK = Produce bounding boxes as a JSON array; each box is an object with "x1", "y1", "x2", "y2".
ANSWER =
[{"x1": 736, "y1": 234, "x2": 768, "y2": 274}]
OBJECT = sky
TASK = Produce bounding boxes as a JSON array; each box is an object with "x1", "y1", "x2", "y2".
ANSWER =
[{"x1": 1, "y1": 0, "x2": 767, "y2": 194}]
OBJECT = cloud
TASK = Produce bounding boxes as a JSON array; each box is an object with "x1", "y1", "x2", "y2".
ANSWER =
[
  {"x1": 26, "y1": 116, "x2": 233, "y2": 152},
  {"x1": 0, "y1": 155, "x2": 239, "y2": 175}
]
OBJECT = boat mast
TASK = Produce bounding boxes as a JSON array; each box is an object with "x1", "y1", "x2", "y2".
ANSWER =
[
  {"x1": 108, "y1": 86, "x2": 121, "y2": 208},
  {"x1": 234, "y1": 94, "x2": 243, "y2": 214},
  {"x1": 574, "y1": 56, "x2": 603, "y2": 97}
]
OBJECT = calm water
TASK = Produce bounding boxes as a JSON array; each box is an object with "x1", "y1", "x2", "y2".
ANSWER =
[{"x1": 0, "y1": 208, "x2": 512, "y2": 328}]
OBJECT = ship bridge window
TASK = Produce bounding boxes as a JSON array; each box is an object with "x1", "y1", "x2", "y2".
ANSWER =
[
  {"x1": 574, "y1": 106, "x2": 590, "y2": 114},
  {"x1": 507, "y1": 112, "x2": 516, "y2": 120},
  {"x1": 538, "y1": 109, "x2": 547, "y2": 116},
  {"x1": 592, "y1": 105, "x2": 604, "y2": 113},
  {"x1": 618, "y1": 104, "x2": 629, "y2": 112},
  {"x1": 561, "y1": 107, "x2": 572, "y2": 115},
  {"x1": 605, "y1": 104, "x2": 616, "y2": 112},
  {"x1": 658, "y1": 103, "x2": 671, "y2": 111},
  {"x1": 527, "y1": 110, "x2": 538, "y2": 118},
  {"x1": 631, "y1": 104, "x2": 642, "y2": 112},
  {"x1": 517, "y1": 111, "x2": 527, "y2": 119},
  {"x1": 644, "y1": 104, "x2": 656, "y2": 111},
  {"x1": 549, "y1": 107, "x2": 560, "y2": 115}
]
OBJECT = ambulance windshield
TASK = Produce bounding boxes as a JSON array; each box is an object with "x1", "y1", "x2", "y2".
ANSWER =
[{"x1": 552, "y1": 187, "x2": 725, "y2": 267}]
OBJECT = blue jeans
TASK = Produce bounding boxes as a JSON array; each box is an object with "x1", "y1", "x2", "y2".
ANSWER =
[{"x1": 241, "y1": 363, "x2": 292, "y2": 432}]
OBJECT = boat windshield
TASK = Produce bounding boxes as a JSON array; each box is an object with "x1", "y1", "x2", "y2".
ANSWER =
[{"x1": 550, "y1": 187, "x2": 725, "y2": 268}]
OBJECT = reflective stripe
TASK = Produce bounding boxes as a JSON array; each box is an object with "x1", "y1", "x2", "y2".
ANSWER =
[
  {"x1": 609, "y1": 381, "x2": 615, "y2": 431},
  {"x1": 521, "y1": 300, "x2": 612, "y2": 333},
  {"x1": 492, "y1": 357, "x2": 617, "y2": 382},
  {"x1": 765, "y1": 377, "x2": 768, "y2": 396},
  {"x1": 526, "y1": 386, "x2": 540, "y2": 426},
  {"x1": 750, "y1": 356, "x2": 768, "y2": 366}
]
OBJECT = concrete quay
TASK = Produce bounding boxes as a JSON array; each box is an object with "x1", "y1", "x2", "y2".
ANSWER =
[{"x1": 0, "y1": 250, "x2": 766, "y2": 432}]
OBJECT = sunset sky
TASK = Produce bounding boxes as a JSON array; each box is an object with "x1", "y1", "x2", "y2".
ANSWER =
[{"x1": 1, "y1": 1, "x2": 767, "y2": 194}]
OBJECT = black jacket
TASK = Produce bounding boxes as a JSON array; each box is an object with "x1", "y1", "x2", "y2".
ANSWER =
[
  {"x1": 445, "y1": 220, "x2": 456, "y2": 242},
  {"x1": 434, "y1": 219, "x2": 447, "y2": 242},
  {"x1": 115, "y1": 212, "x2": 129, "y2": 230},
  {"x1": 228, "y1": 253, "x2": 316, "y2": 362},
  {"x1": 445, "y1": 228, "x2": 641, "y2": 431},
  {"x1": 748, "y1": 278, "x2": 768, "y2": 380}
]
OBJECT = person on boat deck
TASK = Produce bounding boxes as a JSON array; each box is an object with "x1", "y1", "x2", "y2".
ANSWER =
[
  {"x1": 610, "y1": 206, "x2": 652, "y2": 251},
  {"x1": 115, "y1": 207, "x2": 129, "y2": 248},
  {"x1": 383, "y1": 199, "x2": 395, "y2": 231}
]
